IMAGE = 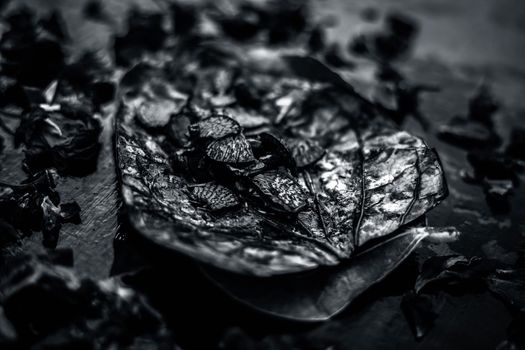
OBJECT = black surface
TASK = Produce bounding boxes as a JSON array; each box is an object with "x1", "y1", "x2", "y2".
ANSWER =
[{"x1": 1, "y1": 0, "x2": 524, "y2": 349}]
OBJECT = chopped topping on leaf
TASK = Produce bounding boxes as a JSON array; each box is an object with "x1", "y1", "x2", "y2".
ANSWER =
[
  {"x1": 189, "y1": 183, "x2": 239, "y2": 211},
  {"x1": 206, "y1": 134, "x2": 255, "y2": 164}
]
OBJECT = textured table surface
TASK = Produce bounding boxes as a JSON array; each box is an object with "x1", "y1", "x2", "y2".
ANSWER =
[{"x1": 1, "y1": 0, "x2": 524, "y2": 349}]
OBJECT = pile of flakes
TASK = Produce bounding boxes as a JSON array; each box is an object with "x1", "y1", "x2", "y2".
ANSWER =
[
  {"x1": 0, "y1": 253, "x2": 180, "y2": 349},
  {"x1": 438, "y1": 83, "x2": 524, "y2": 214},
  {"x1": 0, "y1": 5, "x2": 116, "y2": 251}
]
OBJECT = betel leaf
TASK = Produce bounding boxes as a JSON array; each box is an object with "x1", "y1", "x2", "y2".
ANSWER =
[
  {"x1": 115, "y1": 55, "x2": 447, "y2": 277},
  {"x1": 203, "y1": 227, "x2": 451, "y2": 321}
]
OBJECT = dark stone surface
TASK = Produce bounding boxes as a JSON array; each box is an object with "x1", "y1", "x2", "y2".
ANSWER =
[{"x1": 1, "y1": 0, "x2": 524, "y2": 349}]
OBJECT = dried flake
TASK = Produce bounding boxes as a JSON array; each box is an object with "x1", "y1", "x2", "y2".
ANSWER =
[
  {"x1": 190, "y1": 115, "x2": 241, "y2": 140},
  {"x1": 286, "y1": 137, "x2": 325, "y2": 167},
  {"x1": 206, "y1": 134, "x2": 255, "y2": 164},
  {"x1": 252, "y1": 170, "x2": 308, "y2": 213},
  {"x1": 189, "y1": 183, "x2": 239, "y2": 211}
]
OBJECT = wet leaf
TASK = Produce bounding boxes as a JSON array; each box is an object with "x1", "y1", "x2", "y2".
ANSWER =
[
  {"x1": 414, "y1": 255, "x2": 483, "y2": 293},
  {"x1": 116, "y1": 54, "x2": 447, "y2": 277},
  {"x1": 203, "y1": 226, "x2": 441, "y2": 320}
]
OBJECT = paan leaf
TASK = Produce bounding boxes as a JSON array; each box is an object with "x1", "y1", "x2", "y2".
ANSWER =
[{"x1": 115, "y1": 56, "x2": 447, "y2": 277}]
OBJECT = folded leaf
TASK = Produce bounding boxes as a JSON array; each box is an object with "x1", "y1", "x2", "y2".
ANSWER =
[
  {"x1": 202, "y1": 226, "x2": 445, "y2": 321},
  {"x1": 116, "y1": 56, "x2": 447, "y2": 276}
]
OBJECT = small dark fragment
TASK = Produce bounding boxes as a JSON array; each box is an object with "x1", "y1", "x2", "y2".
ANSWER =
[
  {"x1": 39, "y1": 248, "x2": 75, "y2": 267},
  {"x1": 390, "y1": 82, "x2": 438, "y2": 128},
  {"x1": 486, "y1": 268, "x2": 525, "y2": 311},
  {"x1": 387, "y1": 13, "x2": 418, "y2": 39},
  {"x1": 376, "y1": 64, "x2": 404, "y2": 83},
  {"x1": 217, "y1": 7, "x2": 262, "y2": 41},
  {"x1": 495, "y1": 312, "x2": 525, "y2": 350},
  {"x1": 506, "y1": 128, "x2": 525, "y2": 160},
  {"x1": 401, "y1": 291, "x2": 444, "y2": 340},
  {"x1": 92, "y1": 81, "x2": 116, "y2": 106},
  {"x1": 166, "y1": 113, "x2": 192, "y2": 147},
  {"x1": 0, "y1": 76, "x2": 28, "y2": 108},
  {"x1": 83, "y1": 0, "x2": 112, "y2": 24},
  {"x1": 15, "y1": 106, "x2": 102, "y2": 176},
  {"x1": 113, "y1": 9, "x2": 167, "y2": 66},
  {"x1": 0, "y1": 170, "x2": 80, "y2": 249},
  {"x1": 0, "y1": 219, "x2": 19, "y2": 248},
  {"x1": 468, "y1": 83, "x2": 499, "y2": 125},
  {"x1": 437, "y1": 116, "x2": 500, "y2": 149},
  {"x1": 0, "y1": 0, "x2": 12, "y2": 12},
  {"x1": 265, "y1": 1, "x2": 309, "y2": 44},
  {"x1": 323, "y1": 44, "x2": 355, "y2": 69},
  {"x1": 170, "y1": 2, "x2": 198, "y2": 35},
  {"x1": 206, "y1": 134, "x2": 255, "y2": 164},
  {"x1": 349, "y1": 12, "x2": 419, "y2": 62},
  {"x1": 0, "y1": 255, "x2": 179, "y2": 349},
  {"x1": 189, "y1": 115, "x2": 241, "y2": 140},
  {"x1": 136, "y1": 99, "x2": 177, "y2": 129},
  {"x1": 360, "y1": 7, "x2": 379, "y2": 22},
  {"x1": 38, "y1": 10, "x2": 69, "y2": 42},
  {"x1": 41, "y1": 196, "x2": 62, "y2": 249},
  {"x1": 59, "y1": 202, "x2": 81, "y2": 224},
  {"x1": 308, "y1": 26, "x2": 325, "y2": 53},
  {"x1": 251, "y1": 170, "x2": 308, "y2": 213},
  {"x1": 438, "y1": 83, "x2": 500, "y2": 150},
  {"x1": 285, "y1": 137, "x2": 325, "y2": 168},
  {"x1": 255, "y1": 133, "x2": 297, "y2": 174},
  {"x1": 0, "y1": 8, "x2": 65, "y2": 88},
  {"x1": 415, "y1": 255, "x2": 484, "y2": 293},
  {"x1": 0, "y1": 169, "x2": 59, "y2": 236},
  {"x1": 189, "y1": 183, "x2": 239, "y2": 212},
  {"x1": 233, "y1": 81, "x2": 263, "y2": 110},
  {"x1": 58, "y1": 51, "x2": 115, "y2": 109},
  {"x1": 483, "y1": 179, "x2": 513, "y2": 214},
  {"x1": 467, "y1": 151, "x2": 519, "y2": 182}
]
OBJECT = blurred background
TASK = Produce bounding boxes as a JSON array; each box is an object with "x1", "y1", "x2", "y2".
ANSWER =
[{"x1": 1, "y1": 0, "x2": 524, "y2": 349}]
